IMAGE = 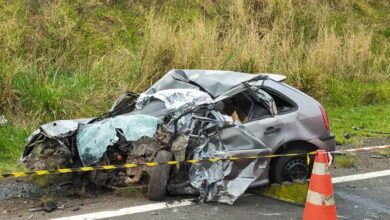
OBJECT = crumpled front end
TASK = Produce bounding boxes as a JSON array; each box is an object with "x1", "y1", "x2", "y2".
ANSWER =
[{"x1": 20, "y1": 86, "x2": 272, "y2": 205}]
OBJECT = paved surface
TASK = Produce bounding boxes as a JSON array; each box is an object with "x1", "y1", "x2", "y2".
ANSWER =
[
  {"x1": 1, "y1": 170, "x2": 389, "y2": 219},
  {"x1": 334, "y1": 176, "x2": 390, "y2": 219},
  {"x1": 33, "y1": 172, "x2": 388, "y2": 220},
  {"x1": 101, "y1": 176, "x2": 390, "y2": 220}
]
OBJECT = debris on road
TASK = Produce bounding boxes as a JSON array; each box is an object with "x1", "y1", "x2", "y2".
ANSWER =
[
  {"x1": 343, "y1": 132, "x2": 351, "y2": 139},
  {"x1": 71, "y1": 206, "x2": 80, "y2": 212},
  {"x1": 0, "y1": 180, "x2": 44, "y2": 200},
  {"x1": 28, "y1": 207, "x2": 44, "y2": 212},
  {"x1": 370, "y1": 155, "x2": 386, "y2": 159}
]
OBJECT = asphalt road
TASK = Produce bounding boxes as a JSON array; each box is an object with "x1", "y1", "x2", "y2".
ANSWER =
[
  {"x1": 1, "y1": 141, "x2": 389, "y2": 220},
  {"x1": 1, "y1": 172, "x2": 389, "y2": 219},
  {"x1": 105, "y1": 176, "x2": 390, "y2": 220},
  {"x1": 34, "y1": 172, "x2": 388, "y2": 220}
]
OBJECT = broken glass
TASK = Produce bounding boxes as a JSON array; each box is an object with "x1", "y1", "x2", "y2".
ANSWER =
[
  {"x1": 77, "y1": 114, "x2": 161, "y2": 166},
  {"x1": 136, "y1": 89, "x2": 213, "y2": 110}
]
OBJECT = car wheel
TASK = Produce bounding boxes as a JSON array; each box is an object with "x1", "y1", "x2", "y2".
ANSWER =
[
  {"x1": 147, "y1": 150, "x2": 173, "y2": 201},
  {"x1": 270, "y1": 148, "x2": 314, "y2": 183}
]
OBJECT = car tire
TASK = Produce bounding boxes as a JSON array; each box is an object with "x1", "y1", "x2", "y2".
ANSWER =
[
  {"x1": 270, "y1": 148, "x2": 314, "y2": 183},
  {"x1": 147, "y1": 150, "x2": 173, "y2": 201}
]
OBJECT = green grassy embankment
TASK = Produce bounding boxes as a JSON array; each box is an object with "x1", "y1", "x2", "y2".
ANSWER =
[{"x1": 0, "y1": 0, "x2": 389, "y2": 172}]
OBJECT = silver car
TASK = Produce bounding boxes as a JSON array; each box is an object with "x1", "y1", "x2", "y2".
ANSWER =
[{"x1": 21, "y1": 69, "x2": 336, "y2": 204}]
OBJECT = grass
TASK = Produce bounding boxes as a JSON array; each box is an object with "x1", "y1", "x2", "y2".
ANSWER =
[
  {"x1": 0, "y1": 0, "x2": 389, "y2": 171},
  {"x1": 327, "y1": 103, "x2": 390, "y2": 145},
  {"x1": 333, "y1": 154, "x2": 357, "y2": 168},
  {"x1": 0, "y1": 123, "x2": 31, "y2": 173},
  {"x1": 374, "y1": 149, "x2": 390, "y2": 157}
]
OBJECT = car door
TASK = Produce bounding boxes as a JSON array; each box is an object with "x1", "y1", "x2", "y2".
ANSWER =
[
  {"x1": 214, "y1": 83, "x2": 284, "y2": 149},
  {"x1": 242, "y1": 86, "x2": 285, "y2": 150},
  {"x1": 243, "y1": 116, "x2": 285, "y2": 151}
]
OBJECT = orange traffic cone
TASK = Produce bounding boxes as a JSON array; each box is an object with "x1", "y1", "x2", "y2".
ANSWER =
[{"x1": 303, "y1": 150, "x2": 337, "y2": 220}]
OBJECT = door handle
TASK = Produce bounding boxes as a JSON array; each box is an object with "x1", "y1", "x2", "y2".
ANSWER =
[{"x1": 264, "y1": 127, "x2": 281, "y2": 135}]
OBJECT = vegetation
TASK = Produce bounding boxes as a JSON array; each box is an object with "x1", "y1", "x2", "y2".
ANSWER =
[
  {"x1": 0, "y1": 0, "x2": 389, "y2": 170},
  {"x1": 374, "y1": 148, "x2": 390, "y2": 157},
  {"x1": 333, "y1": 154, "x2": 357, "y2": 168},
  {"x1": 327, "y1": 103, "x2": 390, "y2": 144}
]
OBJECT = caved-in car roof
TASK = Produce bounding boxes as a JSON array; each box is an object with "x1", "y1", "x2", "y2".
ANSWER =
[{"x1": 144, "y1": 69, "x2": 275, "y2": 98}]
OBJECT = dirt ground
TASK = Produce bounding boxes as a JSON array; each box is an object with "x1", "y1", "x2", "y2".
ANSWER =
[
  {"x1": 0, "y1": 138, "x2": 389, "y2": 219},
  {"x1": 331, "y1": 137, "x2": 390, "y2": 177}
]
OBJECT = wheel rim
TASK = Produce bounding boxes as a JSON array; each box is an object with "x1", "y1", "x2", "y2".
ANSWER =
[{"x1": 283, "y1": 158, "x2": 309, "y2": 181}]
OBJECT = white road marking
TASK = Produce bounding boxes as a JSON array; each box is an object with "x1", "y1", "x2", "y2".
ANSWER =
[
  {"x1": 51, "y1": 199, "x2": 194, "y2": 220},
  {"x1": 332, "y1": 169, "x2": 390, "y2": 184},
  {"x1": 51, "y1": 169, "x2": 390, "y2": 220},
  {"x1": 260, "y1": 213, "x2": 282, "y2": 216}
]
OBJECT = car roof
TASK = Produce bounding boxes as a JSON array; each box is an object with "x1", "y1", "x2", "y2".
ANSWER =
[{"x1": 144, "y1": 69, "x2": 286, "y2": 98}]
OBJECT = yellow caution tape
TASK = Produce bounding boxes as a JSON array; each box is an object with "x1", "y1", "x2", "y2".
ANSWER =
[
  {"x1": 123, "y1": 163, "x2": 138, "y2": 168},
  {"x1": 187, "y1": 159, "x2": 200, "y2": 164},
  {"x1": 102, "y1": 165, "x2": 116, "y2": 170},
  {"x1": 58, "y1": 168, "x2": 72, "y2": 173},
  {"x1": 209, "y1": 157, "x2": 221, "y2": 162},
  {"x1": 306, "y1": 154, "x2": 310, "y2": 165},
  {"x1": 12, "y1": 172, "x2": 27, "y2": 177},
  {"x1": 80, "y1": 167, "x2": 94, "y2": 172},
  {"x1": 1, "y1": 145, "x2": 388, "y2": 179},
  {"x1": 35, "y1": 170, "x2": 50, "y2": 175},
  {"x1": 145, "y1": 162, "x2": 159, "y2": 167},
  {"x1": 228, "y1": 157, "x2": 239, "y2": 160}
]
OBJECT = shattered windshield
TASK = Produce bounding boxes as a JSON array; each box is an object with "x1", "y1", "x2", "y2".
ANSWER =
[{"x1": 77, "y1": 114, "x2": 162, "y2": 166}]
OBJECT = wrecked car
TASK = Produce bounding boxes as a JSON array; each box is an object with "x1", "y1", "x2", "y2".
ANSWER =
[{"x1": 20, "y1": 69, "x2": 336, "y2": 205}]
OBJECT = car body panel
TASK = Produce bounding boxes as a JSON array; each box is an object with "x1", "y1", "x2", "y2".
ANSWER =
[{"x1": 243, "y1": 117, "x2": 285, "y2": 150}]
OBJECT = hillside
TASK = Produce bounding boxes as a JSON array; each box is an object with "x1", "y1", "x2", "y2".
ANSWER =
[{"x1": 0, "y1": 0, "x2": 389, "y2": 170}]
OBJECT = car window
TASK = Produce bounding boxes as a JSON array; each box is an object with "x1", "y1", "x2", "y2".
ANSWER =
[
  {"x1": 216, "y1": 89, "x2": 276, "y2": 124},
  {"x1": 262, "y1": 88, "x2": 296, "y2": 113}
]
